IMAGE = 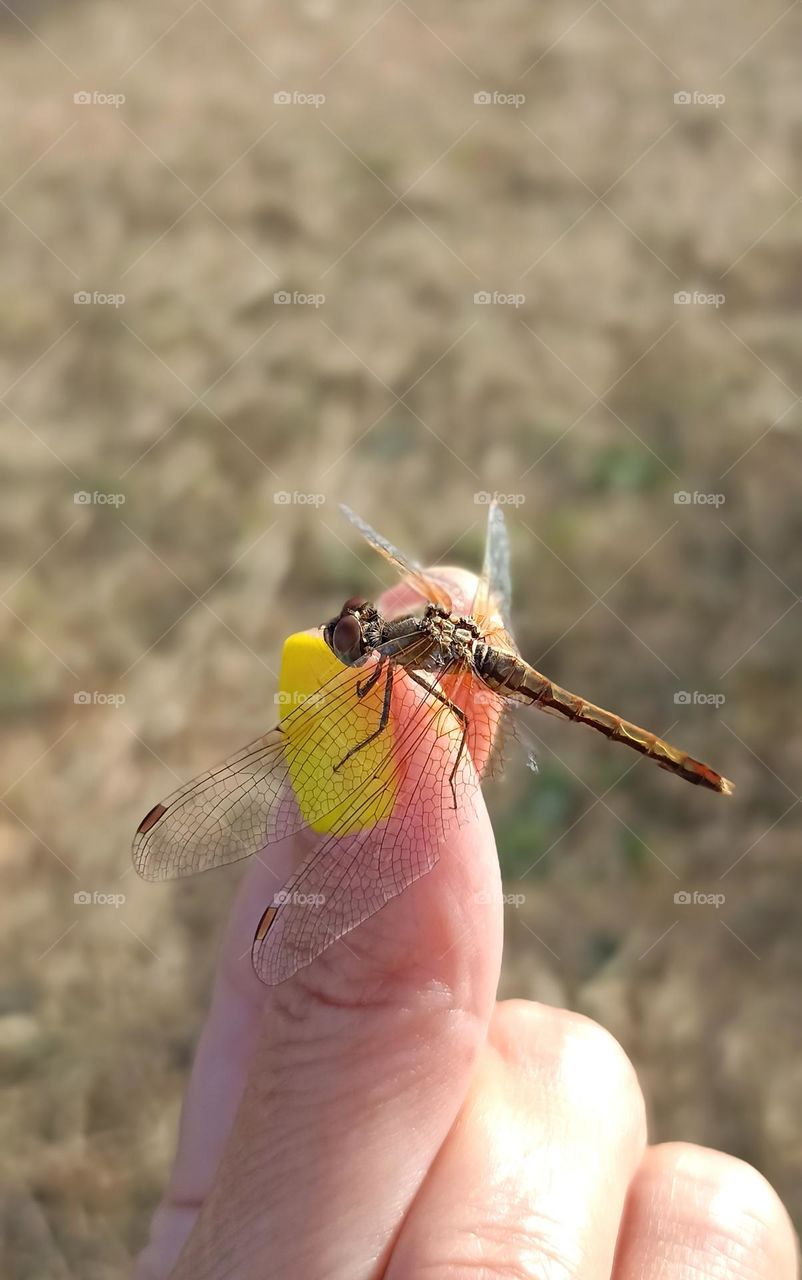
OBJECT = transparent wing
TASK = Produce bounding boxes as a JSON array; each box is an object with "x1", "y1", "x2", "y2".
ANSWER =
[
  {"x1": 472, "y1": 500, "x2": 513, "y2": 635},
  {"x1": 340, "y1": 504, "x2": 454, "y2": 611},
  {"x1": 438, "y1": 653, "x2": 509, "y2": 781},
  {"x1": 133, "y1": 727, "x2": 292, "y2": 880},
  {"x1": 132, "y1": 634, "x2": 433, "y2": 881},
  {"x1": 252, "y1": 658, "x2": 492, "y2": 984}
]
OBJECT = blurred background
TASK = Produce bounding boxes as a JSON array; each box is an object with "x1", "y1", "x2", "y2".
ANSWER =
[{"x1": 1, "y1": 1, "x2": 801, "y2": 1274}]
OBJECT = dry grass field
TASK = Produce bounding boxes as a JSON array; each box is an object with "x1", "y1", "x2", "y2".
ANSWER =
[{"x1": 1, "y1": 1, "x2": 801, "y2": 1274}]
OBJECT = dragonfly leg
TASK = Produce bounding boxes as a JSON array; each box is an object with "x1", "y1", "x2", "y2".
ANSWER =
[
  {"x1": 405, "y1": 670, "x2": 468, "y2": 810},
  {"x1": 334, "y1": 660, "x2": 394, "y2": 770},
  {"x1": 447, "y1": 714, "x2": 470, "y2": 809},
  {"x1": 355, "y1": 653, "x2": 386, "y2": 698}
]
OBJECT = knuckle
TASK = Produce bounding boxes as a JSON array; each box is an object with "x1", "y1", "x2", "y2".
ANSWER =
[
  {"x1": 559, "y1": 1012, "x2": 636, "y2": 1086},
  {"x1": 645, "y1": 1143, "x2": 796, "y2": 1275},
  {"x1": 490, "y1": 1002, "x2": 646, "y2": 1153},
  {"x1": 413, "y1": 1211, "x2": 587, "y2": 1280},
  {"x1": 494, "y1": 1001, "x2": 642, "y2": 1108}
]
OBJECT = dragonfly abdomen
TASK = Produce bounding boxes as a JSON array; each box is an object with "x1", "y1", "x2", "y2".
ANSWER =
[{"x1": 479, "y1": 648, "x2": 733, "y2": 795}]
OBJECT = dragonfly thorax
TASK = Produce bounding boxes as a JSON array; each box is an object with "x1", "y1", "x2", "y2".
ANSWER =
[
  {"x1": 415, "y1": 604, "x2": 484, "y2": 668},
  {"x1": 323, "y1": 596, "x2": 485, "y2": 673}
]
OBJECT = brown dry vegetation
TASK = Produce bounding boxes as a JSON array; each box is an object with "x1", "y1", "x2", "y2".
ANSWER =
[{"x1": 1, "y1": 1, "x2": 801, "y2": 1274}]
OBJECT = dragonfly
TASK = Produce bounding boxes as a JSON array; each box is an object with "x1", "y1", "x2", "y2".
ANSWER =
[{"x1": 133, "y1": 503, "x2": 733, "y2": 984}]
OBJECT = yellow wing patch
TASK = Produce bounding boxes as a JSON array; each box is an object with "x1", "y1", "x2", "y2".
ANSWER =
[{"x1": 278, "y1": 632, "x2": 397, "y2": 835}]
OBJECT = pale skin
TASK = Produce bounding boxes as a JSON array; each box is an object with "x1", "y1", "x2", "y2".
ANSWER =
[{"x1": 134, "y1": 572, "x2": 799, "y2": 1280}]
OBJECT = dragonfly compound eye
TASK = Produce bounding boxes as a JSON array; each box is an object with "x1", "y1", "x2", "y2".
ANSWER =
[
  {"x1": 332, "y1": 613, "x2": 363, "y2": 662},
  {"x1": 342, "y1": 596, "x2": 368, "y2": 612}
]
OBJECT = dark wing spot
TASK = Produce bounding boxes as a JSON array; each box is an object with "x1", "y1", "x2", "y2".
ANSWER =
[
  {"x1": 137, "y1": 803, "x2": 167, "y2": 835},
  {"x1": 255, "y1": 904, "x2": 279, "y2": 941}
]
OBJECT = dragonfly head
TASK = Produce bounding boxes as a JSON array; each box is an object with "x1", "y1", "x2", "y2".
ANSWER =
[{"x1": 323, "y1": 597, "x2": 382, "y2": 666}]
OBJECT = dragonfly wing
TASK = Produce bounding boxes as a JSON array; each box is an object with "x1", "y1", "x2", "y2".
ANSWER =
[
  {"x1": 472, "y1": 500, "x2": 513, "y2": 636},
  {"x1": 437, "y1": 657, "x2": 508, "y2": 780},
  {"x1": 340, "y1": 504, "x2": 454, "y2": 611},
  {"x1": 252, "y1": 659, "x2": 482, "y2": 984},
  {"x1": 133, "y1": 633, "x2": 432, "y2": 881},
  {"x1": 133, "y1": 729, "x2": 293, "y2": 880},
  {"x1": 252, "y1": 815, "x2": 443, "y2": 985}
]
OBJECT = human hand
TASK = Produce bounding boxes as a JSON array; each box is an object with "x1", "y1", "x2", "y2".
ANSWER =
[
  {"x1": 133, "y1": 574, "x2": 797, "y2": 1280},
  {"x1": 133, "y1": 802, "x2": 797, "y2": 1278}
]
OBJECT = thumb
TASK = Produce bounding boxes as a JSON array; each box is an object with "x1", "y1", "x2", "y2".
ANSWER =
[
  {"x1": 169, "y1": 802, "x2": 501, "y2": 1279},
  {"x1": 135, "y1": 568, "x2": 505, "y2": 1279}
]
